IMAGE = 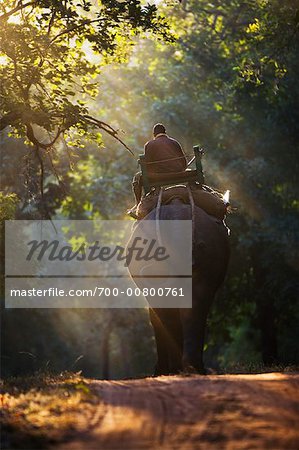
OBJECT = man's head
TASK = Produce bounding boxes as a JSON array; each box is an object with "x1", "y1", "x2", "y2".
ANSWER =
[{"x1": 153, "y1": 123, "x2": 166, "y2": 137}]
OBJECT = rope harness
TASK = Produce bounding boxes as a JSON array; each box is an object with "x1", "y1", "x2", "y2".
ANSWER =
[{"x1": 155, "y1": 188, "x2": 164, "y2": 247}]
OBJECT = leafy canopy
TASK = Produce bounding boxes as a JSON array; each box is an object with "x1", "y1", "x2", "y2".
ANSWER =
[{"x1": 0, "y1": 0, "x2": 173, "y2": 150}]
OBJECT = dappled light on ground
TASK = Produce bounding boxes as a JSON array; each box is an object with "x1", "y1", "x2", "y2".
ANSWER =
[{"x1": 1, "y1": 373, "x2": 299, "y2": 449}]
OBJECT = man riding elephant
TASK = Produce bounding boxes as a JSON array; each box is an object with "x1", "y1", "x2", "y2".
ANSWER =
[{"x1": 129, "y1": 123, "x2": 187, "y2": 216}]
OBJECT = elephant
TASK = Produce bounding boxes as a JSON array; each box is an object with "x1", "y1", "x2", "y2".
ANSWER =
[{"x1": 128, "y1": 197, "x2": 230, "y2": 375}]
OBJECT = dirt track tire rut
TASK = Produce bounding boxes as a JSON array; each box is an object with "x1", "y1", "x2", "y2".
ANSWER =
[{"x1": 56, "y1": 373, "x2": 299, "y2": 450}]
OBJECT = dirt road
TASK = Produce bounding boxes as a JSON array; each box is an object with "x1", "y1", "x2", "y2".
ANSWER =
[{"x1": 55, "y1": 373, "x2": 299, "y2": 450}]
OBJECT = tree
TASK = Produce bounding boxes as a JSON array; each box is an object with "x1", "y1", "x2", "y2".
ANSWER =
[
  {"x1": 0, "y1": 0, "x2": 173, "y2": 208},
  {"x1": 83, "y1": 0, "x2": 299, "y2": 366},
  {"x1": 2, "y1": 0, "x2": 299, "y2": 375}
]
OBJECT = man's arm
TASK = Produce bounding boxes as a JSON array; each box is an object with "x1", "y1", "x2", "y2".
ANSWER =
[
  {"x1": 144, "y1": 140, "x2": 157, "y2": 162},
  {"x1": 143, "y1": 141, "x2": 149, "y2": 156},
  {"x1": 175, "y1": 140, "x2": 188, "y2": 170}
]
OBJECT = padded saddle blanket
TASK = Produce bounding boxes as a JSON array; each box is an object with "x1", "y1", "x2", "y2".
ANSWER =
[{"x1": 136, "y1": 185, "x2": 227, "y2": 220}]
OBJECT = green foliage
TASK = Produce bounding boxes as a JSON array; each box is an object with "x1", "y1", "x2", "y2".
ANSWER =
[
  {"x1": 81, "y1": 0, "x2": 299, "y2": 366},
  {"x1": 59, "y1": 145, "x2": 133, "y2": 219},
  {"x1": 0, "y1": 192, "x2": 19, "y2": 312},
  {"x1": 0, "y1": 191, "x2": 19, "y2": 291},
  {"x1": 0, "y1": 192, "x2": 18, "y2": 220},
  {"x1": 0, "y1": 0, "x2": 173, "y2": 149},
  {"x1": 1, "y1": 0, "x2": 299, "y2": 376}
]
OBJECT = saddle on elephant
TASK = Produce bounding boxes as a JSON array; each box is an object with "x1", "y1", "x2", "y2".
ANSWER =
[
  {"x1": 136, "y1": 184, "x2": 228, "y2": 220},
  {"x1": 132, "y1": 145, "x2": 229, "y2": 221}
]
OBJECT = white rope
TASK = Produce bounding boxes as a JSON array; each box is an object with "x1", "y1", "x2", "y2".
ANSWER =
[{"x1": 155, "y1": 188, "x2": 163, "y2": 247}]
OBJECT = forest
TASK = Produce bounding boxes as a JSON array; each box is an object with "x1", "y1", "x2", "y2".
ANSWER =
[{"x1": 1, "y1": 0, "x2": 299, "y2": 379}]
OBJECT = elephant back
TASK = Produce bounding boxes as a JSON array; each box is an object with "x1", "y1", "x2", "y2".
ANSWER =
[{"x1": 136, "y1": 185, "x2": 227, "y2": 221}]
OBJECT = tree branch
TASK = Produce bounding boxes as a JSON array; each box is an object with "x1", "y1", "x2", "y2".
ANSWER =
[
  {"x1": 25, "y1": 123, "x2": 64, "y2": 149},
  {"x1": 2, "y1": 111, "x2": 134, "y2": 157},
  {"x1": 48, "y1": 18, "x2": 100, "y2": 46},
  {"x1": 0, "y1": 111, "x2": 23, "y2": 130},
  {"x1": 0, "y1": 1, "x2": 37, "y2": 22},
  {"x1": 34, "y1": 144, "x2": 44, "y2": 202},
  {"x1": 47, "y1": 148, "x2": 67, "y2": 194},
  {"x1": 82, "y1": 115, "x2": 135, "y2": 157}
]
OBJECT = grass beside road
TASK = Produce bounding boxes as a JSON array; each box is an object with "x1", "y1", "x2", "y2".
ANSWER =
[{"x1": 1, "y1": 372, "x2": 100, "y2": 449}]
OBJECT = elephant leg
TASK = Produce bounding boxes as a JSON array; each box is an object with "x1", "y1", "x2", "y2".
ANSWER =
[
  {"x1": 180, "y1": 284, "x2": 215, "y2": 374},
  {"x1": 149, "y1": 308, "x2": 183, "y2": 375},
  {"x1": 149, "y1": 308, "x2": 170, "y2": 376},
  {"x1": 162, "y1": 308, "x2": 183, "y2": 374}
]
